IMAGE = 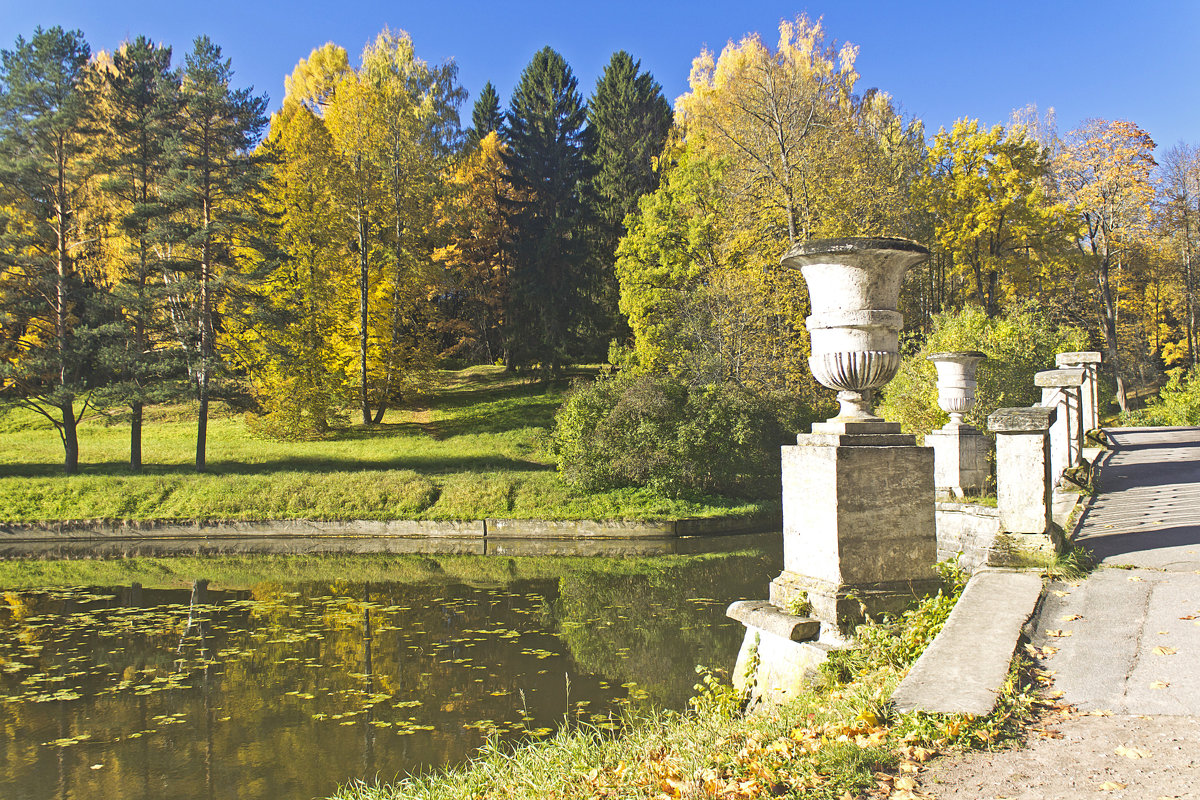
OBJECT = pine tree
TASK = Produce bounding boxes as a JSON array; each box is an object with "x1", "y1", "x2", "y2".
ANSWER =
[
  {"x1": 502, "y1": 47, "x2": 590, "y2": 374},
  {"x1": 163, "y1": 35, "x2": 268, "y2": 471},
  {"x1": 467, "y1": 80, "x2": 502, "y2": 148},
  {"x1": 93, "y1": 35, "x2": 184, "y2": 470},
  {"x1": 585, "y1": 51, "x2": 672, "y2": 347},
  {"x1": 0, "y1": 27, "x2": 100, "y2": 474}
]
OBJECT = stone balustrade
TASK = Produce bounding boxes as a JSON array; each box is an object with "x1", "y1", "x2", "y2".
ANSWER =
[{"x1": 1035, "y1": 367, "x2": 1086, "y2": 486}]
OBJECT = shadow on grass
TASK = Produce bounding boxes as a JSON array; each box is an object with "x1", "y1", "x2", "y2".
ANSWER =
[{"x1": 0, "y1": 454, "x2": 555, "y2": 479}]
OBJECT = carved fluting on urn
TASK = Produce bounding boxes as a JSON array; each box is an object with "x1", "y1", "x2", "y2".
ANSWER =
[{"x1": 809, "y1": 351, "x2": 903, "y2": 420}]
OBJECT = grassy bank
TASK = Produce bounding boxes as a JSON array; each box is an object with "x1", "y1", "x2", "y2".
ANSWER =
[
  {"x1": 332, "y1": 575, "x2": 1040, "y2": 800},
  {"x1": 0, "y1": 367, "x2": 772, "y2": 523}
]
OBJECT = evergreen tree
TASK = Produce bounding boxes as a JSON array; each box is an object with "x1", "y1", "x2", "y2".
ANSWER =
[
  {"x1": 0, "y1": 27, "x2": 100, "y2": 474},
  {"x1": 585, "y1": 51, "x2": 672, "y2": 346},
  {"x1": 94, "y1": 35, "x2": 184, "y2": 470},
  {"x1": 163, "y1": 35, "x2": 268, "y2": 471},
  {"x1": 502, "y1": 47, "x2": 589, "y2": 374},
  {"x1": 467, "y1": 80, "x2": 502, "y2": 147}
]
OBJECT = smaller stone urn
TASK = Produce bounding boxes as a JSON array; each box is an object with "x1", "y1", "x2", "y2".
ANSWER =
[
  {"x1": 926, "y1": 351, "x2": 988, "y2": 498},
  {"x1": 780, "y1": 237, "x2": 930, "y2": 424},
  {"x1": 927, "y1": 352, "x2": 986, "y2": 426}
]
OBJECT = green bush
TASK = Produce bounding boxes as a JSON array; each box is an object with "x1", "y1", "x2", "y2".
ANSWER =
[
  {"x1": 1122, "y1": 367, "x2": 1200, "y2": 426},
  {"x1": 878, "y1": 304, "x2": 1090, "y2": 437},
  {"x1": 552, "y1": 372, "x2": 813, "y2": 498}
]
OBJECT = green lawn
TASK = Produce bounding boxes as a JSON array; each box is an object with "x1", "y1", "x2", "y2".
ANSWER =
[{"x1": 0, "y1": 367, "x2": 773, "y2": 523}]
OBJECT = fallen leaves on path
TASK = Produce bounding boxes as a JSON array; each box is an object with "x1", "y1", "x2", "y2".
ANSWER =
[
  {"x1": 1152, "y1": 646, "x2": 1177, "y2": 656},
  {"x1": 1061, "y1": 614, "x2": 1083, "y2": 622},
  {"x1": 1150, "y1": 680, "x2": 1170, "y2": 690},
  {"x1": 1128, "y1": 575, "x2": 1144, "y2": 582},
  {"x1": 1100, "y1": 781, "x2": 1129, "y2": 791},
  {"x1": 1025, "y1": 644, "x2": 1058, "y2": 659},
  {"x1": 1115, "y1": 744, "x2": 1151, "y2": 759},
  {"x1": 1045, "y1": 629, "x2": 1073, "y2": 638}
]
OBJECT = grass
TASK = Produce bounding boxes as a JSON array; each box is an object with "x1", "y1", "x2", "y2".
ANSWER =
[
  {"x1": 330, "y1": 569, "x2": 1041, "y2": 800},
  {"x1": 0, "y1": 366, "x2": 774, "y2": 523}
]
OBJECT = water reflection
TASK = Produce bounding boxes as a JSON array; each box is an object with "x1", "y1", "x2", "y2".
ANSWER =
[{"x1": 0, "y1": 549, "x2": 778, "y2": 800}]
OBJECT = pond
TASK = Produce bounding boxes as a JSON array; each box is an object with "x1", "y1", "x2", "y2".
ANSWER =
[{"x1": 0, "y1": 542, "x2": 780, "y2": 800}]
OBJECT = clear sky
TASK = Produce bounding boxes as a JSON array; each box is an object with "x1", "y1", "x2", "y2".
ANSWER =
[{"x1": 3, "y1": 0, "x2": 1198, "y2": 155}]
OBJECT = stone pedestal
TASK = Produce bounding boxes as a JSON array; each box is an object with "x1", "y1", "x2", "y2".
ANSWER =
[
  {"x1": 988, "y1": 407, "x2": 1056, "y2": 536},
  {"x1": 1035, "y1": 368, "x2": 1085, "y2": 485},
  {"x1": 1056, "y1": 351, "x2": 1102, "y2": 432},
  {"x1": 926, "y1": 425, "x2": 989, "y2": 499},
  {"x1": 768, "y1": 424, "x2": 939, "y2": 639}
]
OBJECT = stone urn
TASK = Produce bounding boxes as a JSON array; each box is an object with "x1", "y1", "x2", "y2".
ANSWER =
[
  {"x1": 927, "y1": 352, "x2": 986, "y2": 427},
  {"x1": 780, "y1": 237, "x2": 929, "y2": 422}
]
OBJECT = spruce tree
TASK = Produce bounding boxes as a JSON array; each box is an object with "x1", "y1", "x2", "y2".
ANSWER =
[
  {"x1": 0, "y1": 27, "x2": 100, "y2": 474},
  {"x1": 467, "y1": 80, "x2": 502, "y2": 147},
  {"x1": 585, "y1": 51, "x2": 672, "y2": 347},
  {"x1": 94, "y1": 35, "x2": 183, "y2": 471},
  {"x1": 163, "y1": 36, "x2": 268, "y2": 471},
  {"x1": 502, "y1": 47, "x2": 589, "y2": 374}
]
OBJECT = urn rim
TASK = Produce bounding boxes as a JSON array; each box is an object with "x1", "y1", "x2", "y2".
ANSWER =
[
  {"x1": 926, "y1": 351, "x2": 987, "y2": 362},
  {"x1": 780, "y1": 236, "x2": 929, "y2": 269}
]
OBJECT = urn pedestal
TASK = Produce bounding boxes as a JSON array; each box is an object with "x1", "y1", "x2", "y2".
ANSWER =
[
  {"x1": 729, "y1": 239, "x2": 939, "y2": 701},
  {"x1": 925, "y1": 352, "x2": 989, "y2": 499}
]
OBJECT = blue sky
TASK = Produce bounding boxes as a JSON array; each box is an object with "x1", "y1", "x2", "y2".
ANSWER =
[{"x1": 3, "y1": 0, "x2": 1197, "y2": 154}]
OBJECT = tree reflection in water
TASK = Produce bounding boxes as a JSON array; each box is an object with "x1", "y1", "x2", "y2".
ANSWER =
[{"x1": 0, "y1": 549, "x2": 777, "y2": 800}]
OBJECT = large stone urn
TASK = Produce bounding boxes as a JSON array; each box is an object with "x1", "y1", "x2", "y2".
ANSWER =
[
  {"x1": 783, "y1": 237, "x2": 930, "y2": 426},
  {"x1": 925, "y1": 352, "x2": 988, "y2": 498}
]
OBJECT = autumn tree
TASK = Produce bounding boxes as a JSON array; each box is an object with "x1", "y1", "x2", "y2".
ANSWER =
[
  {"x1": 0, "y1": 26, "x2": 100, "y2": 474},
  {"x1": 234, "y1": 102, "x2": 353, "y2": 438},
  {"x1": 163, "y1": 35, "x2": 268, "y2": 469},
  {"x1": 93, "y1": 35, "x2": 183, "y2": 470},
  {"x1": 916, "y1": 119, "x2": 1066, "y2": 316},
  {"x1": 361, "y1": 28, "x2": 463, "y2": 421},
  {"x1": 434, "y1": 131, "x2": 515, "y2": 363},
  {"x1": 1158, "y1": 142, "x2": 1200, "y2": 367},
  {"x1": 502, "y1": 47, "x2": 590, "y2": 374},
  {"x1": 1056, "y1": 119, "x2": 1156, "y2": 411}
]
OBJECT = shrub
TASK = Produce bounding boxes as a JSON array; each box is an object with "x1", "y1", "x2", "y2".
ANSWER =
[
  {"x1": 552, "y1": 372, "x2": 814, "y2": 498},
  {"x1": 1122, "y1": 367, "x2": 1200, "y2": 426},
  {"x1": 878, "y1": 303, "x2": 1090, "y2": 437}
]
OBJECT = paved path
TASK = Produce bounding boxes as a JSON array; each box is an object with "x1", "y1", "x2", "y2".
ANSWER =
[{"x1": 924, "y1": 427, "x2": 1200, "y2": 799}]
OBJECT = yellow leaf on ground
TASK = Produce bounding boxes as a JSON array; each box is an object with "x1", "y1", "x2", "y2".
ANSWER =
[
  {"x1": 1046, "y1": 629, "x2": 1073, "y2": 638},
  {"x1": 1052, "y1": 590, "x2": 1069, "y2": 597},
  {"x1": 1153, "y1": 646, "x2": 1177, "y2": 656},
  {"x1": 1061, "y1": 614, "x2": 1083, "y2": 622},
  {"x1": 893, "y1": 776, "x2": 917, "y2": 791},
  {"x1": 1150, "y1": 680, "x2": 1170, "y2": 690},
  {"x1": 1089, "y1": 709, "x2": 1113, "y2": 716},
  {"x1": 1128, "y1": 576, "x2": 1143, "y2": 582},
  {"x1": 1115, "y1": 744, "x2": 1151, "y2": 758},
  {"x1": 1100, "y1": 782, "x2": 1128, "y2": 791}
]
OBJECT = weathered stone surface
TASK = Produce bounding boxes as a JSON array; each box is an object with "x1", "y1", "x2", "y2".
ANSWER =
[
  {"x1": 732, "y1": 627, "x2": 838, "y2": 704},
  {"x1": 927, "y1": 425, "x2": 989, "y2": 498},
  {"x1": 990, "y1": 408, "x2": 1054, "y2": 535},
  {"x1": 1057, "y1": 352, "x2": 1103, "y2": 431},
  {"x1": 0, "y1": 518, "x2": 487, "y2": 540},
  {"x1": 1034, "y1": 367, "x2": 1086, "y2": 388},
  {"x1": 935, "y1": 501, "x2": 1000, "y2": 571},
  {"x1": 1041, "y1": 381, "x2": 1085, "y2": 484},
  {"x1": 726, "y1": 600, "x2": 820, "y2": 642},
  {"x1": 987, "y1": 406, "x2": 1056, "y2": 432},
  {"x1": 928, "y1": 351, "x2": 986, "y2": 425},
  {"x1": 891, "y1": 569, "x2": 1043, "y2": 715},
  {"x1": 809, "y1": 420, "x2": 901, "y2": 435},
  {"x1": 485, "y1": 538, "x2": 676, "y2": 557}
]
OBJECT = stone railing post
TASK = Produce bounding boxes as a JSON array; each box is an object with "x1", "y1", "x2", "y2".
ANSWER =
[
  {"x1": 1055, "y1": 351, "x2": 1102, "y2": 433},
  {"x1": 988, "y1": 406, "x2": 1056, "y2": 535},
  {"x1": 1035, "y1": 368, "x2": 1085, "y2": 484}
]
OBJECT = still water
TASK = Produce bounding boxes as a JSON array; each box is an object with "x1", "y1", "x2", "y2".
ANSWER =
[{"x1": 0, "y1": 546, "x2": 778, "y2": 800}]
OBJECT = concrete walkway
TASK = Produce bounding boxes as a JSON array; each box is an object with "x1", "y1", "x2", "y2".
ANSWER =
[{"x1": 924, "y1": 426, "x2": 1200, "y2": 799}]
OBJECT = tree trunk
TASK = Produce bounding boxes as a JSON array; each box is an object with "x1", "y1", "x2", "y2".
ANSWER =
[
  {"x1": 1097, "y1": 258, "x2": 1127, "y2": 412},
  {"x1": 130, "y1": 401, "x2": 143, "y2": 472},
  {"x1": 358, "y1": 205, "x2": 371, "y2": 425},
  {"x1": 60, "y1": 401, "x2": 79, "y2": 475}
]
